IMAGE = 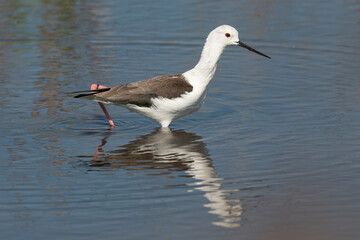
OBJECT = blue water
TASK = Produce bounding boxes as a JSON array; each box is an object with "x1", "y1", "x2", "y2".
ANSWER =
[{"x1": 1, "y1": 0, "x2": 360, "y2": 239}]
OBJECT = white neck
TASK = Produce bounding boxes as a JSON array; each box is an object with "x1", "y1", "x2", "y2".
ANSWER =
[{"x1": 185, "y1": 37, "x2": 226, "y2": 87}]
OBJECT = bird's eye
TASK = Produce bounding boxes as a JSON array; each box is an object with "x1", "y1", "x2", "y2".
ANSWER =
[{"x1": 225, "y1": 33, "x2": 231, "y2": 38}]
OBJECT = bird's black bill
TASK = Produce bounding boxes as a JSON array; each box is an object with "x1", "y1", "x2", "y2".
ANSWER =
[{"x1": 237, "y1": 40, "x2": 271, "y2": 59}]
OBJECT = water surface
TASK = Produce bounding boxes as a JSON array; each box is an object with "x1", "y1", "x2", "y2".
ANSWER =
[{"x1": 1, "y1": 0, "x2": 360, "y2": 239}]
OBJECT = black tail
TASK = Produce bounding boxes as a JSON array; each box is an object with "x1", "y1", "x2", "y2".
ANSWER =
[{"x1": 72, "y1": 88, "x2": 111, "y2": 99}]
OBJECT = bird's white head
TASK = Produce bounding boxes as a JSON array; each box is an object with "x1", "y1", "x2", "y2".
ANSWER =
[
  {"x1": 208, "y1": 25, "x2": 240, "y2": 47},
  {"x1": 190, "y1": 25, "x2": 270, "y2": 85},
  {"x1": 208, "y1": 25, "x2": 271, "y2": 59}
]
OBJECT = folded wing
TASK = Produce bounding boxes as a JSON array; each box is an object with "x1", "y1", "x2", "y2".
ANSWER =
[{"x1": 77, "y1": 74, "x2": 193, "y2": 107}]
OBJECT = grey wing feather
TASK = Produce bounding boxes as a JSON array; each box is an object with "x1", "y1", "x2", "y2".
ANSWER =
[{"x1": 94, "y1": 74, "x2": 193, "y2": 107}]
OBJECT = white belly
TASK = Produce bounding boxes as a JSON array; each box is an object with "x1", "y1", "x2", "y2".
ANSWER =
[{"x1": 126, "y1": 87, "x2": 207, "y2": 127}]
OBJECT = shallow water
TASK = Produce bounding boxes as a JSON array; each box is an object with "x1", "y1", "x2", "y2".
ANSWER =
[{"x1": 1, "y1": 0, "x2": 360, "y2": 239}]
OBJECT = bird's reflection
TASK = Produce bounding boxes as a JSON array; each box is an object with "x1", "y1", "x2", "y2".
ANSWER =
[{"x1": 91, "y1": 128, "x2": 242, "y2": 228}]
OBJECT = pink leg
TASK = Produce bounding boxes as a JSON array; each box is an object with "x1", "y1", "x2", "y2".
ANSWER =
[{"x1": 91, "y1": 84, "x2": 115, "y2": 127}]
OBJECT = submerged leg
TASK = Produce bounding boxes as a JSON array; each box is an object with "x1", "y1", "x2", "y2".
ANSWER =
[{"x1": 91, "y1": 84, "x2": 115, "y2": 127}]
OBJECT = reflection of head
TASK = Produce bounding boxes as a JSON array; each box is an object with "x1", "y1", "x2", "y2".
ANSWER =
[{"x1": 90, "y1": 128, "x2": 242, "y2": 228}]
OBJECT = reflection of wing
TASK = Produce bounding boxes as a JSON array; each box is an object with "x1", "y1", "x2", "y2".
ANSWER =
[{"x1": 90, "y1": 128, "x2": 242, "y2": 228}]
